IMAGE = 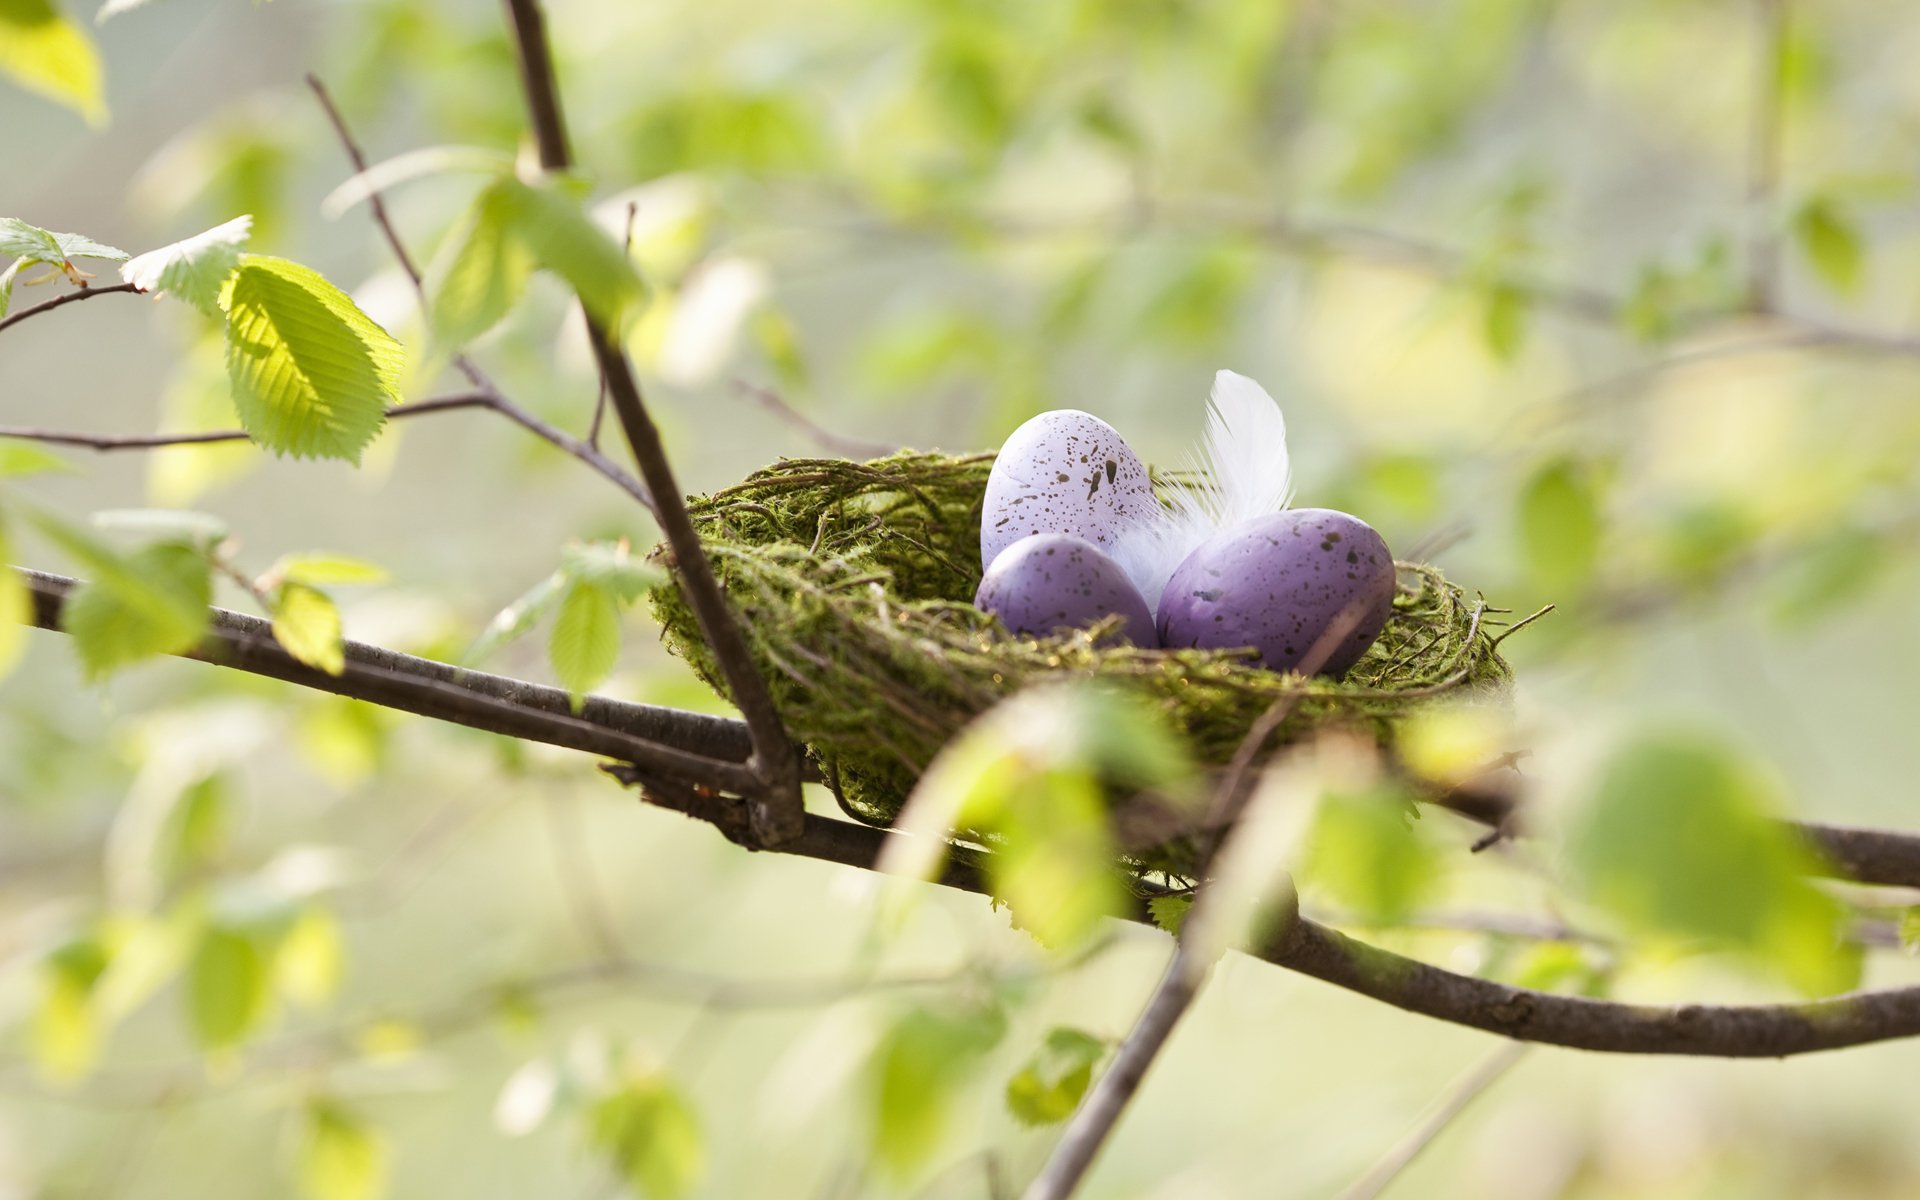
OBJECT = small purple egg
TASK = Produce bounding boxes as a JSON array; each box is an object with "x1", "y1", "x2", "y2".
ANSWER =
[
  {"x1": 974, "y1": 533, "x2": 1157, "y2": 646},
  {"x1": 1157, "y1": 509, "x2": 1396, "y2": 677}
]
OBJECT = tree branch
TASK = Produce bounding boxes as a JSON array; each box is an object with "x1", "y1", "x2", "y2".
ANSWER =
[
  {"x1": 0, "y1": 281, "x2": 141, "y2": 335},
  {"x1": 0, "y1": 393, "x2": 491, "y2": 452},
  {"x1": 19, "y1": 567, "x2": 757, "y2": 789},
  {"x1": 498, "y1": 0, "x2": 803, "y2": 845}
]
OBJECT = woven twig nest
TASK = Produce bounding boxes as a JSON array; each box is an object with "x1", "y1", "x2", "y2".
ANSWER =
[{"x1": 650, "y1": 451, "x2": 1513, "y2": 873}]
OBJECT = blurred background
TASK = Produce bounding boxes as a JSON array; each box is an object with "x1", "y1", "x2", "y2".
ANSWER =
[{"x1": 5, "y1": 0, "x2": 1920, "y2": 1195}]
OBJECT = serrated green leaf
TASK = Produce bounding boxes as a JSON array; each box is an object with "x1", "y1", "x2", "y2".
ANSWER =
[
  {"x1": 1005, "y1": 1028, "x2": 1105, "y2": 1126},
  {"x1": 221, "y1": 255, "x2": 403, "y2": 464},
  {"x1": 0, "y1": 216, "x2": 124, "y2": 262},
  {"x1": 1561, "y1": 729, "x2": 1857, "y2": 996},
  {"x1": 496, "y1": 179, "x2": 646, "y2": 330},
  {"x1": 429, "y1": 181, "x2": 534, "y2": 349},
  {"x1": 1516, "y1": 457, "x2": 1602, "y2": 597},
  {"x1": 560, "y1": 540, "x2": 662, "y2": 602},
  {"x1": 272, "y1": 582, "x2": 345, "y2": 675},
  {"x1": 268, "y1": 552, "x2": 387, "y2": 587},
  {"x1": 56, "y1": 538, "x2": 212, "y2": 678},
  {"x1": 0, "y1": 442, "x2": 73, "y2": 476},
  {"x1": 1898, "y1": 909, "x2": 1920, "y2": 957},
  {"x1": 467, "y1": 570, "x2": 565, "y2": 664},
  {"x1": 1147, "y1": 894, "x2": 1192, "y2": 936},
  {"x1": 1794, "y1": 196, "x2": 1863, "y2": 295},
  {"x1": 0, "y1": 0, "x2": 104, "y2": 125},
  {"x1": 587, "y1": 1074, "x2": 703, "y2": 1200},
  {"x1": 868, "y1": 1004, "x2": 1005, "y2": 1179},
  {"x1": 548, "y1": 578, "x2": 620, "y2": 698},
  {"x1": 186, "y1": 922, "x2": 270, "y2": 1051},
  {"x1": 121, "y1": 215, "x2": 251, "y2": 315},
  {"x1": 296, "y1": 1100, "x2": 388, "y2": 1200}
]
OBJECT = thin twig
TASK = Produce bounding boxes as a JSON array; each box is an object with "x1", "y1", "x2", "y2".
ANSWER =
[
  {"x1": 588, "y1": 201, "x2": 638, "y2": 449},
  {"x1": 1023, "y1": 614, "x2": 1358, "y2": 1200},
  {"x1": 1338, "y1": 1043, "x2": 1529, "y2": 1200},
  {"x1": 733, "y1": 378, "x2": 898, "y2": 459},
  {"x1": 20, "y1": 567, "x2": 759, "y2": 787},
  {"x1": 0, "y1": 281, "x2": 141, "y2": 335},
  {"x1": 499, "y1": 0, "x2": 803, "y2": 845},
  {"x1": 0, "y1": 393, "x2": 490, "y2": 452},
  {"x1": 305, "y1": 73, "x2": 658, "y2": 515}
]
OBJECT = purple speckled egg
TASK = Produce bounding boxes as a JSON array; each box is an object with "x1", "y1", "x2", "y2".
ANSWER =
[
  {"x1": 974, "y1": 533, "x2": 1157, "y2": 646},
  {"x1": 981, "y1": 410, "x2": 1160, "y2": 570},
  {"x1": 1157, "y1": 509, "x2": 1396, "y2": 677}
]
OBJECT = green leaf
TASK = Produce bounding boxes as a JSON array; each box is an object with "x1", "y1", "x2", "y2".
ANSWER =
[
  {"x1": 272, "y1": 582, "x2": 346, "y2": 676},
  {"x1": 296, "y1": 1100, "x2": 389, "y2": 1200},
  {"x1": 1481, "y1": 281, "x2": 1528, "y2": 361},
  {"x1": 1505, "y1": 942, "x2": 1608, "y2": 997},
  {"x1": 0, "y1": 441, "x2": 73, "y2": 477},
  {"x1": 0, "y1": 0, "x2": 104, "y2": 125},
  {"x1": 0, "y1": 215, "x2": 125, "y2": 315},
  {"x1": 1793, "y1": 196, "x2": 1863, "y2": 295},
  {"x1": 221, "y1": 255, "x2": 404, "y2": 464},
  {"x1": 1302, "y1": 780, "x2": 1436, "y2": 924},
  {"x1": 55, "y1": 537, "x2": 212, "y2": 678},
  {"x1": 496, "y1": 179, "x2": 647, "y2": 330},
  {"x1": 548, "y1": 578, "x2": 620, "y2": 698},
  {"x1": 277, "y1": 906, "x2": 344, "y2": 1007},
  {"x1": 0, "y1": 216, "x2": 125, "y2": 263},
  {"x1": 561, "y1": 539, "x2": 662, "y2": 601},
  {"x1": 186, "y1": 922, "x2": 270, "y2": 1051},
  {"x1": 1560, "y1": 729, "x2": 1857, "y2": 996},
  {"x1": 467, "y1": 570, "x2": 565, "y2": 664},
  {"x1": 428, "y1": 181, "x2": 535, "y2": 349},
  {"x1": 1005, "y1": 1028, "x2": 1106, "y2": 1126},
  {"x1": 868, "y1": 1004, "x2": 1005, "y2": 1179},
  {"x1": 269, "y1": 552, "x2": 388, "y2": 587},
  {"x1": 1515, "y1": 457, "x2": 1602, "y2": 597},
  {"x1": 0, "y1": 520, "x2": 26, "y2": 680},
  {"x1": 34, "y1": 935, "x2": 107, "y2": 1081},
  {"x1": 121, "y1": 215, "x2": 252, "y2": 315},
  {"x1": 894, "y1": 686, "x2": 1193, "y2": 950},
  {"x1": 1898, "y1": 909, "x2": 1920, "y2": 957},
  {"x1": 586, "y1": 1073, "x2": 703, "y2": 1200},
  {"x1": 1147, "y1": 894, "x2": 1192, "y2": 937}
]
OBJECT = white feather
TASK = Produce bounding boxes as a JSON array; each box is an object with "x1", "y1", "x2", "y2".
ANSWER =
[{"x1": 1111, "y1": 370, "x2": 1293, "y2": 610}]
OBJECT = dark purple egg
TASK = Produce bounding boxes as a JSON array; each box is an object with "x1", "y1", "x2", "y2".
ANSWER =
[
  {"x1": 1157, "y1": 509, "x2": 1396, "y2": 677},
  {"x1": 974, "y1": 533, "x2": 1157, "y2": 646}
]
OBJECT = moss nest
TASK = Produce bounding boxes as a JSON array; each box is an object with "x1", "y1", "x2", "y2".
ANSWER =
[{"x1": 650, "y1": 451, "x2": 1514, "y2": 866}]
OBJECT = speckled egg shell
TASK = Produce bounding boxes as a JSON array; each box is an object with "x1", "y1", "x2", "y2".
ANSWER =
[
  {"x1": 1157, "y1": 509, "x2": 1395, "y2": 677},
  {"x1": 981, "y1": 410, "x2": 1160, "y2": 570},
  {"x1": 974, "y1": 533, "x2": 1157, "y2": 646}
]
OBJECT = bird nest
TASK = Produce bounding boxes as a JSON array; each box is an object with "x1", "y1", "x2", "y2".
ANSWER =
[{"x1": 649, "y1": 451, "x2": 1515, "y2": 874}]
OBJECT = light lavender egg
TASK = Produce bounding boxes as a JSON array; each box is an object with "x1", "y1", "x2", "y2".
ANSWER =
[
  {"x1": 974, "y1": 533, "x2": 1157, "y2": 646},
  {"x1": 981, "y1": 410, "x2": 1159, "y2": 570},
  {"x1": 1157, "y1": 509, "x2": 1395, "y2": 676}
]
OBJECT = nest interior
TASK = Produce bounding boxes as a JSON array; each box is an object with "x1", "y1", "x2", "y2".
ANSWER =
[{"x1": 650, "y1": 451, "x2": 1512, "y2": 869}]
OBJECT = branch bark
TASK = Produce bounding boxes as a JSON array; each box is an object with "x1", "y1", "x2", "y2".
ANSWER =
[
  {"x1": 20, "y1": 568, "x2": 756, "y2": 788},
  {"x1": 498, "y1": 0, "x2": 803, "y2": 845}
]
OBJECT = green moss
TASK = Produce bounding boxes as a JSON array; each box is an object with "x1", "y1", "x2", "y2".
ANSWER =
[{"x1": 650, "y1": 451, "x2": 1515, "y2": 874}]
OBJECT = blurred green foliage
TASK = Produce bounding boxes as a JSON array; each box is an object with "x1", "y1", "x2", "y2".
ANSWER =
[{"x1": 5, "y1": 0, "x2": 1920, "y2": 1196}]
